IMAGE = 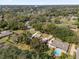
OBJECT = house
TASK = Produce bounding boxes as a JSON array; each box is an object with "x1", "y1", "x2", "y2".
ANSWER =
[
  {"x1": 0, "y1": 30, "x2": 13, "y2": 38},
  {"x1": 76, "y1": 48, "x2": 79, "y2": 59},
  {"x1": 48, "y1": 39, "x2": 70, "y2": 53},
  {"x1": 41, "y1": 35, "x2": 52, "y2": 42},
  {"x1": 32, "y1": 32, "x2": 41, "y2": 38}
]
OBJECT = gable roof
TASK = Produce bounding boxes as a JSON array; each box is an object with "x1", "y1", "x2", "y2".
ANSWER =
[
  {"x1": 0, "y1": 30, "x2": 13, "y2": 38},
  {"x1": 49, "y1": 39, "x2": 69, "y2": 52},
  {"x1": 76, "y1": 48, "x2": 79, "y2": 59}
]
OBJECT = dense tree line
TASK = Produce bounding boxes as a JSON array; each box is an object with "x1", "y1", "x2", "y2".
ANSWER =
[{"x1": 0, "y1": 20, "x2": 25, "y2": 30}]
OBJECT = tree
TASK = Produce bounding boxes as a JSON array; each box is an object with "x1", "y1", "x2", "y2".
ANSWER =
[
  {"x1": 7, "y1": 20, "x2": 18, "y2": 30},
  {"x1": 17, "y1": 22, "x2": 25, "y2": 29},
  {"x1": 30, "y1": 38, "x2": 49, "y2": 53},
  {"x1": 32, "y1": 22, "x2": 43, "y2": 32},
  {"x1": 13, "y1": 31, "x2": 32, "y2": 44},
  {"x1": 7, "y1": 19, "x2": 25, "y2": 30},
  {"x1": 0, "y1": 20, "x2": 8, "y2": 28}
]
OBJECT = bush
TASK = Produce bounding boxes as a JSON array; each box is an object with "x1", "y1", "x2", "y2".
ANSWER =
[{"x1": 30, "y1": 38, "x2": 49, "y2": 53}]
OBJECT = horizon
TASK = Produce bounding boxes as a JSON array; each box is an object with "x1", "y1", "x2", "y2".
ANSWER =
[{"x1": 0, "y1": 0, "x2": 79, "y2": 5}]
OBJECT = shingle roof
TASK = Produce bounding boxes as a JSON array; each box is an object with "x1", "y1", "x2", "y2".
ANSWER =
[
  {"x1": 0, "y1": 30, "x2": 13, "y2": 38},
  {"x1": 49, "y1": 39, "x2": 69, "y2": 52},
  {"x1": 76, "y1": 48, "x2": 79, "y2": 59}
]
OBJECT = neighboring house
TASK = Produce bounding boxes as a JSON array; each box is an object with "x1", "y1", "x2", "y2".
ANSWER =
[
  {"x1": 48, "y1": 39, "x2": 70, "y2": 53},
  {"x1": 68, "y1": 25, "x2": 78, "y2": 31},
  {"x1": 24, "y1": 21, "x2": 32, "y2": 30},
  {"x1": 23, "y1": 25, "x2": 32, "y2": 30},
  {"x1": 76, "y1": 48, "x2": 79, "y2": 59},
  {"x1": 71, "y1": 16, "x2": 78, "y2": 20},
  {"x1": 0, "y1": 30, "x2": 13, "y2": 38}
]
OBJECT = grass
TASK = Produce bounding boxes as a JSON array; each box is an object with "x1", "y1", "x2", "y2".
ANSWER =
[
  {"x1": 46, "y1": 48, "x2": 53, "y2": 56},
  {"x1": 29, "y1": 28, "x2": 36, "y2": 34},
  {"x1": 0, "y1": 36, "x2": 13, "y2": 46},
  {"x1": 0, "y1": 37, "x2": 8, "y2": 43},
  {"x1": 15, "y1": 43, "x2": 31, "y2": 51},
  {"x1": 13, "y1": 30, "x2": 25, "y2": 34},
  {"x1": 0, "y1": 30, "x2": 31, "y2": 51}
]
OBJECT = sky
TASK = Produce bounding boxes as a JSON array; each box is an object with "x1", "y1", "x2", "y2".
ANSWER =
[{"x1": 0, "y1": 0, "x2": 79, "y2": 5}]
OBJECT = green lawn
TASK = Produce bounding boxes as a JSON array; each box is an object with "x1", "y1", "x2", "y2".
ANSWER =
[{"x1": 0, "y1": 37, "x2": 8, "y2": 43}]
